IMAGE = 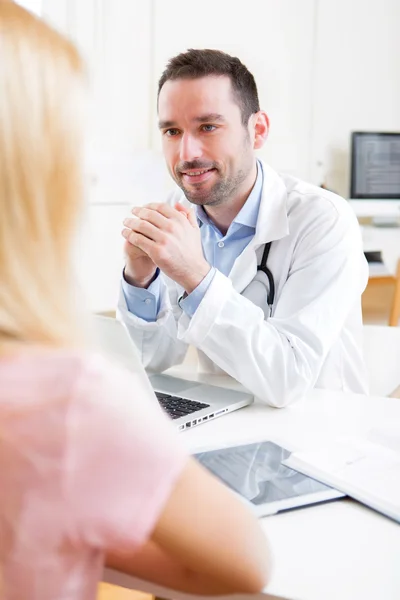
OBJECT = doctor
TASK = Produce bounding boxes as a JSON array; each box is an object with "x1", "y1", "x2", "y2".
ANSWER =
[{"x1": 118, "y1": 48, "x2": 369, "y2": 407}]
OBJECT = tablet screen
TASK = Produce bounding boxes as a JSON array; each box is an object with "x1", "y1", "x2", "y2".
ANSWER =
[{"x1": 194, "y1": 441, "x2": 343, "y2": 515}]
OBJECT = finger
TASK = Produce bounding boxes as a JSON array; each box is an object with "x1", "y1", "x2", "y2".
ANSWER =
[
  {"x1": 122, "y1": 227, "x2": 135, "y2": 244},
  {"x1": 124, "y1": 217, "x2": 168, "y2": 243},
  {"x1": 131, "y1": 206, "x2": 171, "y2": 230},
  {"x1": 121, "y1": 228, "x2": 147, "y2": 253},
  {"x1": 121, "y1": 228, "x2": 155, "y2": 253},
  {"x1": 186, "y1": 209, "x2": 198, "y2": 228},
  {"x1": 174, "y1": 203, "x2": 198, "y2": 228},
  {"x1": 122, "y1": 227, "x2": 144, "y2": 247},
  {"x1": 144, "y1": 202, "x2": 186, "y2": 221},
  {"x1": 174, "y1": 203, "x2": 191, "y2": 216}
]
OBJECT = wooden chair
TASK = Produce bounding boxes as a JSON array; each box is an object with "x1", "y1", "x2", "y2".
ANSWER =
[{"x1": 362, "y1": 259, "x2": 400, "y2": 326}]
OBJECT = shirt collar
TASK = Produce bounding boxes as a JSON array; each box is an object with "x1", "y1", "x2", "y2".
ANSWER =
[
  {"x1": 232, "y1": 160, "x2": 263, "y2": 228},
  {"x1": 195, "y1": 160, "x2": 263, "y2": 230}
]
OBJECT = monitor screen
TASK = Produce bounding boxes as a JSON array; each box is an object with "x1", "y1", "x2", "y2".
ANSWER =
[{"x1": 350, "y1": 132, "x2": 400, "y2": 199}]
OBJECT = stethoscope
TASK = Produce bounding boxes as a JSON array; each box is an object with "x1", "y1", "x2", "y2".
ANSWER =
[
  {"x1": 257, "y1": 242, "x2": 275, "y2": 313},
  {"x1": 178, "y1": 240, "x2": 275, "y2": 316}
]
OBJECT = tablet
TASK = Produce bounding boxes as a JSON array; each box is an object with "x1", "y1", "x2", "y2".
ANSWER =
[{"x1": 194, "y1": 440, "x2": 344, "y2": 517}]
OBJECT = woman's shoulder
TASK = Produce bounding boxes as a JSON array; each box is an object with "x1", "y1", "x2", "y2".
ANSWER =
[
  {"x1": 0, "y1": 345, "x2": 168, "y2": 433},
  {"x1": 0, "y1": 347, "x2": 117, "y2": 404}
]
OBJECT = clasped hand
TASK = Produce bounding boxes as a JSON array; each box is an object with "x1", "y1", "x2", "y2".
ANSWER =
[{"x1": 122, "y1": 203, "x2": 211, "y2": 294}]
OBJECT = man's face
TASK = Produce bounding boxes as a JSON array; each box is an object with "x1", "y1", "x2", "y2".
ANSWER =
[{"x1": 158, "y1": 76, "x2": 255, "y2": 207}]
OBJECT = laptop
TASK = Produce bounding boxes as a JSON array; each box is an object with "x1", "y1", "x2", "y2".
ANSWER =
[{"x1": 91, "y1": 315, "x2": 254, "y2": 431}]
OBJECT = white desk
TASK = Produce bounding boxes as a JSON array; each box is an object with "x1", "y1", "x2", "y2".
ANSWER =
[
  {"x1": 361, "y1": 224, "x2": 400, "y2": 273},
  {"x1": 104, "y1": 371, "x2": 400, "y2": 600}
]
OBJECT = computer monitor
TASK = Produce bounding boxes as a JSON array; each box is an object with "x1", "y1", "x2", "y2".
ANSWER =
[{"x1": 348, "y1": 132, "x2": 400, "y2": 218}]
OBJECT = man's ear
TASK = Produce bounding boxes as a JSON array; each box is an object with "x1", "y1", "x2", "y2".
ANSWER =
[{"x1": 251, "y1": 111, "x2": 269, "y2": 150}]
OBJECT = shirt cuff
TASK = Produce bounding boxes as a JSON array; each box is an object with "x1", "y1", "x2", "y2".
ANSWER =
[
  {"x1": 179, "y1": 267, "x2": 216, "y2": 318},
  {"x1": 121, "y1": 269, "x2": 161, "y2": 322}
]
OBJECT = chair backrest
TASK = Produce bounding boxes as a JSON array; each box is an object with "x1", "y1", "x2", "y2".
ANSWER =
[{"x1": 363, "y1": 324, "x2": 400, "y2": 396}]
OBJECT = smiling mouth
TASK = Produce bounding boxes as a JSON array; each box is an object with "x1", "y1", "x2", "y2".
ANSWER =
[{"x1": 181, "y1": 168, "x2": 216, "y2": 177}]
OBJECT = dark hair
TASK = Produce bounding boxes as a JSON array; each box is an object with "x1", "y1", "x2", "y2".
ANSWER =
[{"x1": 158, "y1": 49, "x2": 260, "y2": 125}]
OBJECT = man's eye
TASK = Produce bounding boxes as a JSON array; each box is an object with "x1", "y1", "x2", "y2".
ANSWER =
[
  {"x1": 165, "y1": 129, "x2": 180, "y2": 137},
  {"x1": 202, "y1": 125, "x2": 216, "y2": 132}
]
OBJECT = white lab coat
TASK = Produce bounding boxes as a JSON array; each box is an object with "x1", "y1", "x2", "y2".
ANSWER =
[{"x1": 118, "y1": 161, "x2": 369, "y2": 407}]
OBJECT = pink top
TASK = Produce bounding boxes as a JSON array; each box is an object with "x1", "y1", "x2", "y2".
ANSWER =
[{"x1": 0, "y1": 350, "x2": 187, "y2": 600}]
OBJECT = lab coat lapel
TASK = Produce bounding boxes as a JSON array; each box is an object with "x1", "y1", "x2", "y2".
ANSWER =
[{"x1": 229, "y1": 162, "x2": 290, "y2": 293}]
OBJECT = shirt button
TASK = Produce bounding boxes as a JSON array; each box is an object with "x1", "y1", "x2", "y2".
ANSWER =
[
  {"x1": 144, "y1": 298, "x2": 152, "y2": 305},
  {"x1": 218, "y1": 241, "x2": 225, "y2": 248}
]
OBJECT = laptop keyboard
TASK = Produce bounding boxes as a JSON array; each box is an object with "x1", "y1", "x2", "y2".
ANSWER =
[{"x1": 155, "y1": 392, "x2": 210, "y2": 420}]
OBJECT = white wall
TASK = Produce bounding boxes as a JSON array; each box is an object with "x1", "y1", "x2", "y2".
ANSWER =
[
  {"x1": 152, "y1": 0, "x2": 316, "y2": 180},
  {"x1": 15, "y1": 0, "x2": 41, "y2": 14},
  {"x1": 36, "y1": 0, "x2": 400, "y2": 311},
  {"x1": 41, "y1": 0, "x2": 168, "y2": 312},
  {"x1": 310, "y1": 0, "x2": 400, "y2": 197}
]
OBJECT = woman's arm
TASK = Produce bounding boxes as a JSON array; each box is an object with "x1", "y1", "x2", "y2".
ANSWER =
[{"x1": 106, "y1": 459, "x2": 271, "y2": 596}]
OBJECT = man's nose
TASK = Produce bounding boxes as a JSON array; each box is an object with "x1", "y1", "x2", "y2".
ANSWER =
[{"x1": 179, "y1": 133, "x2": 202, "y2": 162}]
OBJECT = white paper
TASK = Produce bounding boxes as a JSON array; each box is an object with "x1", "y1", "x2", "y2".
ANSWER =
[
  {"x1": 284, "y1": 435, "x2": 400, "y2": 522},
  {"x1": 367, "y1": 424, "x2": 400, "y2": 454}
]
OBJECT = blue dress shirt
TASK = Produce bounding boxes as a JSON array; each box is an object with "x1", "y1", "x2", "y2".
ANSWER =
[{"x1": 122, "y1": 161, "x2": 264, "y2": 321}]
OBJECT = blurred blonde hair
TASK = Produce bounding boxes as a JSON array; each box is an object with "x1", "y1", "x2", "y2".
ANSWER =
[{"x1": 0, "y1": 1, "x2": 86, "y2": 351}]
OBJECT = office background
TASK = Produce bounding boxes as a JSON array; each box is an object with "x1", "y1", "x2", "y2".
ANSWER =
[{"x1": 19, "y1": 0, "x2": 400, "y2": 313}]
